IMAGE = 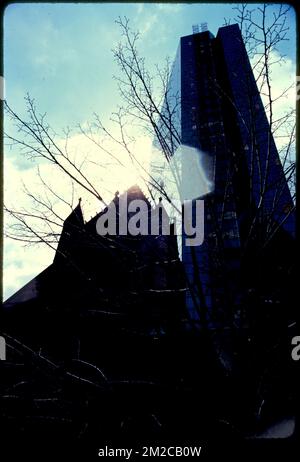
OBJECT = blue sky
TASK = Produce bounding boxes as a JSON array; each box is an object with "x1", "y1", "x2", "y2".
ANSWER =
[
  {"x1": 4, "y1": 3, "x2": 296, "y2": 140},
  {"x1": 3, "y1": 2, "x2": 297, "y2": 299}
]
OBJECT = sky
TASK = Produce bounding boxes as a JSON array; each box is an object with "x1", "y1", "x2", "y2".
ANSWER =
[{"x1": 3, "y1": 2, "x2": 297, "y2": 300}]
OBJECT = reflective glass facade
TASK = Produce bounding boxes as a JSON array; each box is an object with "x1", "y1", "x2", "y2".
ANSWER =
[{"x1": 156, "y1": 24, "x2": 295, "y2": 326}]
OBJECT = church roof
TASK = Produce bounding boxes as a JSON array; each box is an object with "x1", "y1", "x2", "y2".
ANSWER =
[{"x1": 64, "y1": 199, "x2": 84, "y2": 226}]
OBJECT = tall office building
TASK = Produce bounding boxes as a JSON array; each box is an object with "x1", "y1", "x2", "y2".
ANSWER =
[{"x1": 156, "y1": 24, "x2": 295, "y2": 325}]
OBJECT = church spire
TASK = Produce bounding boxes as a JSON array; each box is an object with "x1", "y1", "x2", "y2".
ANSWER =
[
  {"x1": 53, "y1": 199, "x2": 84, "y2": 264},
  {"x1": 64, "y1": 198, "x2": 84, "y2": 226}
]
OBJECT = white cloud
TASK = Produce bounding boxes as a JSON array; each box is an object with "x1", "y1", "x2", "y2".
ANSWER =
[
  {"x1": 136, "y1": 3, "x2": 144, "y2": 16},
  {"x1": 157, "y1": 3, "x2": 183, "y2": 13},
  {"x1": 4, "y1": 242, "x2": 53, "y2": 301},
  {"x1": 139, "y1": 13, "x2": 158, "y2": 36},
  {"x1": 251, "y1": 50, "x2": 296, "y2": 151},
  {"x1": 133, "y1": 3, "x2": 182, "y2": 45},
  {"x1": 252, "y1": 51, "x2": 296, "y2": 112}
]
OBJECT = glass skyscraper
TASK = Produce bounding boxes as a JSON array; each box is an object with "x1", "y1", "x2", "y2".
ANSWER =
[{"x1": 155, "y1": 24, "x2": 295, "y2": 327}]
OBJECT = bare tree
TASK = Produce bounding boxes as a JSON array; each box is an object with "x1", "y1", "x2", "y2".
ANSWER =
[
  {"x1": 2, "y1": 5, "x2": 297, "y2": 441},
  {"x1": 4, "y1": 7, "x2": 295, "y2": 324}
]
